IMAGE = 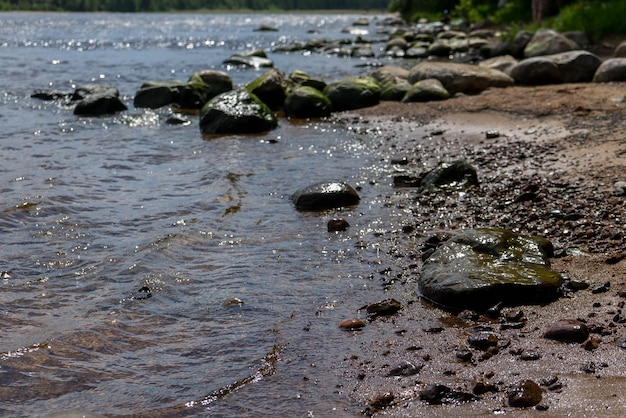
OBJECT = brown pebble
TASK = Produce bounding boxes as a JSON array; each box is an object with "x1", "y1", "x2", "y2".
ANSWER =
[
  {"x1": 544, "y1": 319, "x2": 589, "y2": 343},
  {"x1": 508, "y1": 379, "x2": 543, "y2": 408},
  {"x1": 581, "y1": 336, "x2": 600, "y2": 351},
  {"x1": 369, "y1": 391, "x2": 394, "y2": 409},
  {"x1": 338, "y1": 318, "x2": 366, "y2": 330}
]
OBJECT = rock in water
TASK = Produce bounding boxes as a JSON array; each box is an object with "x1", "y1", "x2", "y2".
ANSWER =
[
  {"x1": 199, "y1": 89, "x2": 277, "y2": 135},
  {"x1": 418, "y1": 227, "x2": 562, "y2": 311},
  {"x1": 291, "y1": 181, "x2": 360, "y2": 211}
]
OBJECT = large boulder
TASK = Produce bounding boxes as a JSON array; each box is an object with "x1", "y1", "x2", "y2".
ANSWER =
[
  {"x1": 199, "y1": 89, "x2": 277, "y2": 135},
  {"x1": 511, "y1": 50, "x2": 602, "y2": 85},
  {"x1": 284, "y1": 86, "x2": 332, "y2": 118},
  {"x1": 615, "y1": 41, "x2": 626, "y2": 58},
  {"x1": 419, "y1": 228, "x2": 562, "y2": 311},
  {"x1": 593, "y1": 58, "x2": 626, "y2": 82},
  {"x1": 323, "y1": 76, "x2": 381, "y2": 111},
  {"x1": 370, "y1": 70, "x2": 411, "y2": 102},
  {"x1": 523, "y1": 29, "x2": 578, "y2": 58},
  {"x1": 402, "y1": 78, "x2": 450, "y2": 102},
  {"x1": 247, "y1": 68, "x2": 291, "y2": 110},
  {"x1": 291, "y1": 181, "x2": 360, "y2": 211},
  {"x1": 408, "y1": 62, "x2": 513, "y2": 95}
]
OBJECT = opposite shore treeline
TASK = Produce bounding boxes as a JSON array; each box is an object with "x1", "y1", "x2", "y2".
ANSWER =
[{"x1": 0, "y1": 0, "x2": 390, "y2": 12}]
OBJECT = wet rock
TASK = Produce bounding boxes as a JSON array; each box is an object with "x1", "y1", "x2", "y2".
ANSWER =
[
  {"x1": 419, "y1": 384, "x2": 477, "y2": 405},
  {"x1": 223, "y1": 49, "x2": 273, "y2": 68},
  {"x1": 387, "y1": 361, "x2": 423, "y2": 377},
  {"x1": 247, "y1": 68, "x2": 291, "y2": 110},
  {"x1": 419, "y1": 228, "x2": 562, "y2": 311},
  {"x1": 456, "y1": 347, "x2": 473, "y2": 361},
  {"x1": 593, "y1": 58, "x2": 626, "y2": 82},
  {"x1": 338, "y1": 318, "x2": 366, "y2": 330},
  {"x1": 72, "y1": 83, "x2": 120, "y2": 101},
  {"x1": 31, "y1": 89, "x2": 72, "y2": 101},
  {"x1": 327, "y1": 218, "x2": 350, "y2": 232},
  {"x1": 74, "y1": 92, "x2": 127, "y2": 116},
  {"x1": 188, "y1": 69, "x2": 234, "y2": 101},
  {"x1": 523, "y1": 29, "x2": 578, "y2": 58},
  {"x1": 291, "y1": 181, "x2": 360, "y2": 211},
  {"x1": 253, "y1": 24, "x2": 278, "y2": 32},
  {"x1": 544, "y1": 319, "x2": 589, "y2": 343},
  {"x1": 364, "y1": 298, "x2": 402, "y2": 317},
  {"x1": 323, "y1": 76, "x2": 380, "y2": 111},
  {"x1": 419, "y1": 160, "x2": 479, "y2": 191},
  {"x1": 467, "y1": 332, "x2": 498, "y2": 351},
  {"x1": 507, "y1": 380, "x2": 542, "y2": 408},
  {"x1": 408, "y1": 61, "x2": 513, "y2": 95},
  {"x1": 133, "y1": 80, "x2": 185, "y2": 109},
  {"x1": 284, "y1": 86, "x2": 332, "y2": 118},
  {"x1": 471, "y1": 374, "x2": 497, "y2": 395},
  {"x1": 402, "y1": 78, "x2": 450, "y2": 102},
  {"x1": 199, "y1": 89, "x2": 277, "y2": 135},
  {"x1": 288, "y1": 70, "x2": 327, "y2": 92}
]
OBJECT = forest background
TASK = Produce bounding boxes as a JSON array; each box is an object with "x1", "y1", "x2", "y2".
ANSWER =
[{"x1": 1, "y1": 0, "x2": 624, "y2": 47}]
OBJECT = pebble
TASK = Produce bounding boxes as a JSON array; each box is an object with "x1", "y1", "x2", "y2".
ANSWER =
[
  {"x1": 338, "y1": 318, "x2": 366, "y2": 330},
  {"x1": 507, "y1": 379, "x2": 543, "y2": 408},
  {"x1": 467, "y1": 332, "x2": 499, "y2": 351},
  {"x1": 364, "y1": 298, "x2": 401, "y2": 317},
  {"x1": 471, "y1": 374, "x2": 497, "y2": 395},
  {"x1": 387, "y1": 361, "x2": 423, "y2": 377},
  {"x1": 327, "y1": 218, "x2": 350, "y2": 232},
  {"x1": 543, "y1": 319, "x2": 589, "y2": 343}
]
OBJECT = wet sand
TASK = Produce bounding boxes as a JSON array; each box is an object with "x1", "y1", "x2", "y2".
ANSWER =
[{"x1": 332, "y1": 82, "x2": 626, "y2": 416}]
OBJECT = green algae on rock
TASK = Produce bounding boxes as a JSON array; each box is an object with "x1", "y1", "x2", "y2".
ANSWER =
[{"x1": 419, "y1": 227, "x2": 562, "y2": 311}]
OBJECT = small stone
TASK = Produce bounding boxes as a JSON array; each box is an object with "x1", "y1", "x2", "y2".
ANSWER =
[
  {"x1": 364, "y1": 298, "x2": 401, "y2": 317},
  {"x1": 544, "y1": 319, "x2": 589, "y2": 343},
  {"x1": 369, "y1": 391, "x2": 394, "y2": 409},
  {"x1": 338, "y1": 318, "x2": 366, "y2": 330},
  {"x1": 505, "y1": 310, "x2": 525, "y2": 322},
  {"x1": 507, "y1": 380, "x2": 543, "y2": 408},
  {"x1": 327, "y1": 218, "x2": 350, "y2": 232},
  {"x1": 581, "y1": 337, "x2": 600, "y2": 351},
  {"x1": 485, "y1": 130, "x2": 500, "y2": 139},
  {"x1": 456, "y1": 348, "x2": 473, "y2": 361},
  {"x1": 591, "y1": 282, "x2": 610, "y2": 294},
  {"x1": 222, "y1": 297, "x2": 244, "y2": 307},
  {"x1": 615, "y1": 336, "x2": 626, "y2": 349},
  {"x1": 471, "y1": 374, "x2": 497, "y2": 395},
  {"x1": 468, "y1": 332, "x2": 499, "y2": 351},
  {"x1": 387, "y1": 361, "x2": 423, "y2": 377},
  {"x1": 520, "y1": 350, "x2": 541, "y2": 361}
]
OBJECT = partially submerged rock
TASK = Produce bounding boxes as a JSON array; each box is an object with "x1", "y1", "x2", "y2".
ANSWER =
[
  {"x1": 323, "y1": 76, "x2": 381, "y2": 111},
  {"x1": 247, "y1": 68, "x2": 291, "y2": 110},
  {"x1": 291, "y1": 181, "x2": 360, "y2": 211},
  {"x1": 199, "y1": 89, "x2": 277, "y2": 135},
  {"x1": 284, "y1": 86, "x2": 332, "y2": 118},
  {"x1": 74, "y1": 93, "x2": 127, "y2": 116},
  {"x1": 418, "y1": 227, "x2": 562, "y2": 311}
]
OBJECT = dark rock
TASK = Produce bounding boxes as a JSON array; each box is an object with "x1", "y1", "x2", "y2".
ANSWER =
[
  {"x1": 419, "y1": 160, "x2": 479, "y2": 191},
  {"x1": 419, "y1": 384, "x2": 477, "y2": 405},
  {"x1": 223, "y1": 50, "x2": 273, "y2": 68},
  {"x1": 471, "y1": 374, "x2": 497, "y2": 395},
  {"x1": 387, "y1": 361, "x2": 423, "y2": 377},
  {"x1": 327, "y1": 218, "x2": 350, "y2": 232},
  {"x1": 507, "y1": 380, "x2": 542, "y2": 408},
  {"x1": 291, "y1": 181, "x2": 360, "y2": 211},
  {"x1": 419, "y1": 228, "x2": 562, "y2": 311},
  {"x1": 369, "y1": 392, "x2": 394, "y2": 409},
  {"x1": 593, "y1": 58, "x2": 626, "y2": 82},
  {"x1": 74, "y1": 93, "x2": 127, "y2": 116},
  {"x1": 467, "y1": 332, "x2": 498, "y2": 351},
  {"x1": 456, "y1": 347, "x2": 473, "y2": 361},
  {"x1": 284, "y1": 86, "x2": 332, "y2": 118},
  {"x1": 247, "y1": 68, "x2": 291, "y2": 110},
  {"x1": 72, "y1": 83, "x2": 119, "y2": 101},
  {"x1": 364, "y1": 298, "x2": 402, "y2": 317},
  {"x1": 199, "y1": 89, "x2": 277, "y2": 135},
  {"x1": 31, "y1": 89, "x2": 72, "y2": 101},
  {"x1": 543, "y1": 319, "x2": 589, "y2": 343}
]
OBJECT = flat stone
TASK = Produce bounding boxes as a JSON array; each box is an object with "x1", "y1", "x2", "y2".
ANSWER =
[{"x1": 418, "y1": 228, "x2": 562, "y2": 311}]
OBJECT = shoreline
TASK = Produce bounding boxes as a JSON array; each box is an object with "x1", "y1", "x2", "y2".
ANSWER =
[{"x1": 332, "y1": 82, "x2": 626, "y2": 416}]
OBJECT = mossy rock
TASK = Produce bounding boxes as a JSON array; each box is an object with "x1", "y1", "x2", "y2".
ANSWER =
[
  {"x1": 199, "y1": 89, "x2": 277, "y2": 135},
  {"x1": 419, "y1": 228, "x2": 562, "y2": 311},
  {"x1": 284, "y1": 86, "x2": 332, "y2": 118},
  {"x1": 323, "y1": 76, "x2": 381, "y2": 111}
]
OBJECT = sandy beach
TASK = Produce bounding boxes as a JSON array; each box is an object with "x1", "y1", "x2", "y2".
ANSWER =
[{"x1": 332, "y1": 82, "x2": 626, "y2": 416}]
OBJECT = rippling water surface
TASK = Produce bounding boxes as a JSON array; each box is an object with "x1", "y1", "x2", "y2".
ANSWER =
[{"x1": 0, "y1": 12, "x2": 407, "y2": 417}]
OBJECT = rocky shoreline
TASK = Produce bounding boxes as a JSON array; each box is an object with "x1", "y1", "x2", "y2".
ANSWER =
[{"x1": 331, "y1": 82, "x2": 626, "y2": 416}]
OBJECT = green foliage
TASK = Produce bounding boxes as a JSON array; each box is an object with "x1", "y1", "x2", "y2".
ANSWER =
[
  {"x1": 554, "y1": 0, "x2": 626, "y2": 40},
  {"x1": 491, "y1": 0, "x2": 532, "y2": 24}
]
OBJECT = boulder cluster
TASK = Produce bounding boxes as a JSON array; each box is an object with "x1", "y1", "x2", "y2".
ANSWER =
[{"x1": 31, "y1": 17, "x2": 626, "y2": 136}]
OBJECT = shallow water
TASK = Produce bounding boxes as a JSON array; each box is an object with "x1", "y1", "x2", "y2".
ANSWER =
[{"x1": 0, "y1": 12, "x2": 407, "y2": 417}]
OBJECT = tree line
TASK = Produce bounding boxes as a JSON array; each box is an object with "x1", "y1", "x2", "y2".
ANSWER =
[{"x1": 0, "y1": 0, "x2": 390, "y2": 11}]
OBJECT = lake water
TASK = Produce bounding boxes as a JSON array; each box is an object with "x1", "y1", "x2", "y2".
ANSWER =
[{"x1": 0, "y1": 12, "x2": 410, "y2": 417}]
